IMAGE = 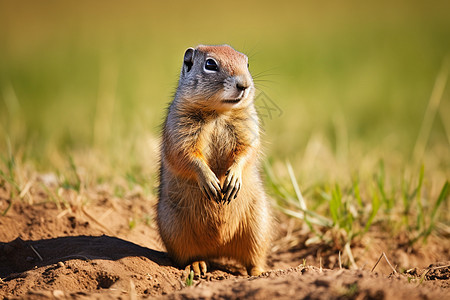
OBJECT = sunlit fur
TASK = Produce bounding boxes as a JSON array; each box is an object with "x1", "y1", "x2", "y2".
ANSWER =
[{"x1": 156, "y1": 45, "x2": 272, "y2": 276}]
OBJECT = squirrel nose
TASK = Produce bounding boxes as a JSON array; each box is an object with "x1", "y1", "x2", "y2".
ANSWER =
[{"x1": 236, "y1": 82, "x2": 248, "y2": 91}]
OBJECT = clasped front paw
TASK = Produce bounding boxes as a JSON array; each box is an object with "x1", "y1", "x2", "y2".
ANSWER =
[
  {"x1": 222, "y1": 167, "x2": 242, "y2": 204},
  {"x1": 198, "y1": 169, "x2": 222, "y2": 203}
]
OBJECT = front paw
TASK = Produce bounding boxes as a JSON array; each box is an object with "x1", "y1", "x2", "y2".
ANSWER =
[
  {"x1": 198, "y1": 169, "x2": 222, "y2": 203},
  {"x1": 222, "y1": 167, "x2": 242, "y2": 204}
]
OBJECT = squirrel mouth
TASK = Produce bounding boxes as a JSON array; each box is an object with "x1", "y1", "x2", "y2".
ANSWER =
[{"x1": 222, "y1": 98, "x2": 242, "y2": 104}]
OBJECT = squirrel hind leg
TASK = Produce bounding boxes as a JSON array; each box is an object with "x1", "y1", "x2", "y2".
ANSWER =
[
  {"x1": 185, "y1": 260, "x2": 208, "y2": 276},
  {"x1": 246, "y1": 265, "x2": 264, "y2": 276}
]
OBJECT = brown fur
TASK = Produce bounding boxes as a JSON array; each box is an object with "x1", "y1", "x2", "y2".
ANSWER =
[{"x1": 156, "y1": 45, "x2": 271, "y2": 276}]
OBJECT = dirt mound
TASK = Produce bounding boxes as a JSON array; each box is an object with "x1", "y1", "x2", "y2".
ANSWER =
[
  {"x1": 0, "y1": 232, "x2": 245, "y2": 298},
  {"x1": 0, "y1": 235, "x2": 180, "y2": 297},
  {"x1": 163, "y1": 266, "x2": 449, "y2": 300},
  {"x1": 1, "y1": 199, "x2": 449, "y2": 299}
]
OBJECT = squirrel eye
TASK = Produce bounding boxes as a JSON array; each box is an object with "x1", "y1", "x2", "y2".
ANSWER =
[
  {"x1": 205, "y1": 58, "x2": 219, "y2": 71},
  {"x1": 247, "y1": 63, "x2": 249, "y2": 68}
]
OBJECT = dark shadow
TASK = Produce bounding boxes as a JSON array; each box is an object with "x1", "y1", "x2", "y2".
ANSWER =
[{"x1": 0, "y1": 235, "x2": 172, "y2": 278}]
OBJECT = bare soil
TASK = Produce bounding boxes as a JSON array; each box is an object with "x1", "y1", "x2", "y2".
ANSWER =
[{"x1": 0, "y1": 183, "x2": 449, "y2": 299}]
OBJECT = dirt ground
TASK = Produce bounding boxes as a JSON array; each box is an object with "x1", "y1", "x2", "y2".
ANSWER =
[{"x1": 0, "y1": 182, "x2": 449, "y2": 299}]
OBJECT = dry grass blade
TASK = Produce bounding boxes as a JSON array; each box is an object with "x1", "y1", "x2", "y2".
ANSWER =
[
  {"x1": 319, "y1": 256, "x2": 323, "y2": 272},
  {"x1": 19, "y1": 179, "x2": 33, "y2": 199},
  {"x1": 371, "y1": 253, "x2": 384, "y2": 272},
  {"x1": 371, "y1": 252, "x2": 397, "y2": 274},
  {"x1": 98, "y1": 208, "x2": 114, "y2": 222},
  {"x1": 81, "y1": 206, "x2": 115, "y2": 235},
  {"x1": 129, "y1": 279, "x2": 137, "y2": 300},
  {"x1": 419, "y1": 269, "x2": 430, "y2": 285},
  {"x1": 29, "y1": 245, "x2": 43, "y2": 262},
  {"x1": 275, "y1": 205, "x2": 332, "y2": 227},
  {"x1": 344, "y1": 242, "x2": 357, "y2": 270},
  {"x1": 56, "y1": 209, "x2": 70, "y2": 219},
  {"x1": 432, "y1": 264, "x2": 450, "y2": 270},
  {"x1": 286, "y1": 160, "x2": 307, "y2": 211}
]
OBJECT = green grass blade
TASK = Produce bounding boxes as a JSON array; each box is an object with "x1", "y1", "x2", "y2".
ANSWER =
[
  {"x1": 352, "y1": 176, "x2": 363, "y2": 207},
  {"x1": 416, "y1": 165, "x2": 425, "y2": 230},
  {"x1": 1, "y1": 191, "x2": 13, "y2": 216},
  {"x1": 401, "y1": 177, "x2": 411, "y2": 228},
  {"x1": 422, "y1": 181, "x2": 449, "y2": 241},
  {"x1": 364, "y1": 189, "x2": 381, "y2": 232},
  {"x1": 330, "y1": 185, "x2": 343, "y2": 226}
]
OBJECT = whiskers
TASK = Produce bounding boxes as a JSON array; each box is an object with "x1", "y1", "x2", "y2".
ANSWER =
[{"x1": 252, "y1": 68, "x2": 279, "y2": 89}]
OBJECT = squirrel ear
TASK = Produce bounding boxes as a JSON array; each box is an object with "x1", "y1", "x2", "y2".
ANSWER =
[{"x1": 183, "y1": 48, "x2": 195, "y2": 73}]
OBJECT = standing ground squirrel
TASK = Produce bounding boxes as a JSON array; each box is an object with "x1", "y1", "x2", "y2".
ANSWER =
[{"x1": 156, "y1": 44, "x2": 271, "y2": 276}]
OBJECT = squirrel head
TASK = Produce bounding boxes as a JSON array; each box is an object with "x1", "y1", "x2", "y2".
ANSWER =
[{"x1": 177, "y1": 44, "x2": 254, "y2": 111}]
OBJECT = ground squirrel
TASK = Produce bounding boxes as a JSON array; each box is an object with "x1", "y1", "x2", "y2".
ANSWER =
[{"x1": 156, "y1": 44, "x2": 271, "y2": 276}]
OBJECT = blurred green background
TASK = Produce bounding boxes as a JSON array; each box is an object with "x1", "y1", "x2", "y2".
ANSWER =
[{"x1": 0, "y1": 0, "x2": 449, "y2": 179}]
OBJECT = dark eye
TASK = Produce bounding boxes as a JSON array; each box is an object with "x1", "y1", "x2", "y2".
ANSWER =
[
  {"x1": 247, "y1": 63, "x2": 249, "y2": 68},
  {"x1": 205, "y1": 58, "x2": 219, "y2": 71}
]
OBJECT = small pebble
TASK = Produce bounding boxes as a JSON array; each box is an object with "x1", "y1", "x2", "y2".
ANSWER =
[
  {"x1": 53, "y1": 290, "x2": 65, "y2": 298},
  {"x1": 57, "y1": 262, "x2": 64, "y2": 268}
]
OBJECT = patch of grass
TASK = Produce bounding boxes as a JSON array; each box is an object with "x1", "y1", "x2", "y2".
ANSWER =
[
  {"x1": 60, "y1": 156, "x2": 82, "y2": 192},
  {"x1": 414, "y1": 180, "x2": 449, "y2": 243},
  {"x1": 114, "y1": 185, "x2": 126, "y2": 198},
  {"x1": 185, "y1": 270, "x2": 194, "y2": 287},
  {"x1": 364, "y1": 187, "x2": 381, "y2": 233},
  {"x1": 144, "y1": 214, "x2": 152, "y2": 226},
  {"x1": 128, "y1": 218, "x2": 137, "y2": 230},
  {"x1": 39, "y1": 182, "x2": 69, "y2": 210},
  {"x1": 343, "y1": 283, "x2": 359, "y2": 298},
  {"x1": 376, "y1": 161, "x2": 394, "y2": 214},
  {"x1": 0, "y1": 139, "x2": 21, "y2": 216},
  {"x1": 266, "y1": 161, "x2": 332, "y2": 230},
  {"x1": 268, "y1": 161, "x2": 449, "y2": 250},
  {"x1": 0, "y1": 139, "x2": 20, "y2": 196}
]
